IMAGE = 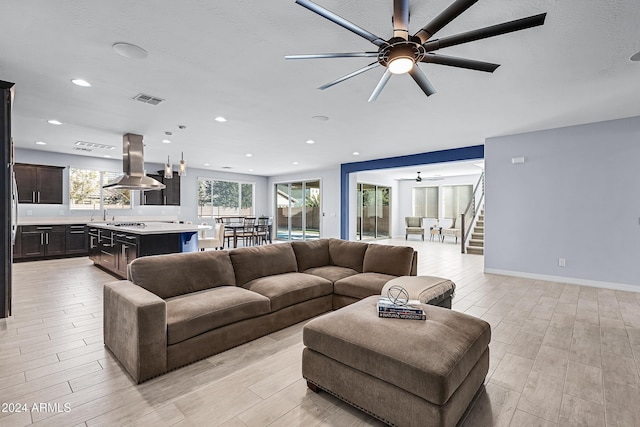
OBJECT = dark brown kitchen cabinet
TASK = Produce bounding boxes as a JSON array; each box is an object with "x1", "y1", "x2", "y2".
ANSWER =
[
  {"x1": 114, "y1": 233, "x2": 138, "y2": 277},
  {"x1": 14, "y1": 163, "x2": 64, "y2": 204},
  {"x1": 17, "y1": 225, "x2": 66, "y2": 258},
  {"x1": 14, "y1": 224, "x2": 88, "y2": 260},
  {"x1": 66, "y1": 225, "x2": 88, "y2": 254},
  {"x1": 142, "y1": 171, "x2": 180, "y2": 206}
]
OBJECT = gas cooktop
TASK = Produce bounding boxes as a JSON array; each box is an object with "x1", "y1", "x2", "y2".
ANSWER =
[{"x1": 107, "y1": 222, "x2": 147, "y2": 228}]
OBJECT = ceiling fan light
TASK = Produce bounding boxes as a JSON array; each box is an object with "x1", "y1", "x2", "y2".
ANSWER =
[{"x1": 388, "y1": 57, "x2": 414, "y2": 74}]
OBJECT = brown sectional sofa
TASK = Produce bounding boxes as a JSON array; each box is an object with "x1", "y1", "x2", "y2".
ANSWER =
[{"x1": 103, "y1": 238, "x2": 418, "y2": 383}]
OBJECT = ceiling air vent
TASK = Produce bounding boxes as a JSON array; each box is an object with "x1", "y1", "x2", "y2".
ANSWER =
[
  {"x1": 133, "y1": 93, "x2": 164, "y2": 105},
  {"x1": 75, "y1": 141, "x2": 116, "y2": 151}
]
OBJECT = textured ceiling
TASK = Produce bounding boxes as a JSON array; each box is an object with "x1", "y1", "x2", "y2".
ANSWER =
[{"x1": 1, "y1": 0, "x2": 639, "y2": 177}]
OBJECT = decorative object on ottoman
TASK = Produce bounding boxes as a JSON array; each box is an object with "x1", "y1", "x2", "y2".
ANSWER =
[
  {"x1": 377, "y1": 285, "x2": 426, "y2": 320},
  {"x1": 385, "y1": 284, "x2": 410, "y2": 306},
  {"x1": 382, "y1": 276, "x2": 456, "y2": 309},
  {"x1": 302, "y1": 296, "x2": 491, "y2": 427}
]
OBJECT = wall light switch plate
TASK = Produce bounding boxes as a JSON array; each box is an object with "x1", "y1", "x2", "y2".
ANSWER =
[
  {"x1": 558, "y1": 258, "x2": 566, "y2": 267},
  {"x1": 512, "y1": 156, "x2": 525, "y2": 164},
  {"x1": 27, "y1": 210, "x2": 33, "y2": 216}
]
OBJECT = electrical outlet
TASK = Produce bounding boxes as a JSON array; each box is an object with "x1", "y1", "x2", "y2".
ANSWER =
[
  {"x1": 558, "y1": 258, "x2": 566, "y2": 267},
  {"x1": 27, "y1": 210, "x2": 33, "y2": 216}
]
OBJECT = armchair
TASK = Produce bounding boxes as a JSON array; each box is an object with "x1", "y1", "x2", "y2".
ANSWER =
[
  {"x1": 441, "y1": 216, "x2": 462, "y2": 243},
  {"x1": 404, "y1": 217, "x2": 424, "y2": 241}
]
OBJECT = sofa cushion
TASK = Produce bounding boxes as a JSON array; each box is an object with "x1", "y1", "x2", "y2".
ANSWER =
[
  {"x1": 334, "y1": 272, "x2": 397, "y2": 300},
  {"x1": 303, "y1": 266, "x2": 358, "y2": 283},
  {"x1": 363, "y1": 244, "x2": 415, "y2": 277},
  {"x1": 128, "y1": 251, "x2": 236, "y2": 299},
  {"x1": 166, "y1": 286, "x2": 270, "y2": 345},
  {"x1": 229, "y1": 243, "x2": 298, "y2": 286},
  {"x1": 242, "y1": 272, "x2": 332, "y2": 312},
  {"x1": 328, "y1": 239, "x2": 368, "y2": 272},
  {"x1": 291, "y1": 240, "x2": 330, "y2": 272}
]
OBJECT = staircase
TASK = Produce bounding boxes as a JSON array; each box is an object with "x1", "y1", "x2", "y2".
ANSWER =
[{"x1": 466, "y1": 209, "x2": 484, "y2": 255}]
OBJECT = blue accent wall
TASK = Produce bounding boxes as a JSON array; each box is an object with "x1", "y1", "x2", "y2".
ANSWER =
[{"x1": 340, "y1": 145, "x2": 484, "y2": 239}]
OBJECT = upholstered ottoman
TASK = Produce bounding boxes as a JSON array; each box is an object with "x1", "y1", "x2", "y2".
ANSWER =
[
  {"x1": 302, "y1": 296, "x2": 490, "y2": 427},
  {"x1": 382, "y1": 276, "x2": 456, "y2": 309}
]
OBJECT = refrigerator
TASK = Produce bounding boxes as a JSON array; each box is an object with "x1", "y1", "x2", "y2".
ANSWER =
[{"x1": 1, "y1": 80, "x2": 15, "y2": 319}]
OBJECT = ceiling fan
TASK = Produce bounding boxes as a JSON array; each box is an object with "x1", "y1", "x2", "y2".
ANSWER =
[
  {"x1": 399, "y1": 171, "x2": 444, "y2": 182},
  {"x1": 286, "y1": 0, "x2": 547, "y2": 101}
]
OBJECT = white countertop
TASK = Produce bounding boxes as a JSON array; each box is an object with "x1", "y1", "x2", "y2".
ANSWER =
[
  {"x1": 88, "y1": 222, "x2": 205, "y2": 235},
  {"x1": 18, "y1": 215, "x2": 180, "y2": 226}
]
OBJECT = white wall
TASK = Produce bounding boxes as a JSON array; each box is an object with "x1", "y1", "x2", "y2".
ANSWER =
[
  {"x1": 267, "y1": 167, "x2": 341, "y2": 238},
  {"x1": 15, "y1": 148, "x2": 269, "y2": 224},
  {"x1": 485, "y1": 116, "x2": 640, "y2": 290}
]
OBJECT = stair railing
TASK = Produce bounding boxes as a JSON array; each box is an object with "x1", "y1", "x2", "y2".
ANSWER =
[{"x1": 460, "y1": 172, "x2": 485, "y2": 254}]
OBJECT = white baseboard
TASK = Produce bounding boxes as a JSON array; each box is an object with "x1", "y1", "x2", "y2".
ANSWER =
[{"x1": 484, "y1": 268, "x2": 640, "y2": 294}]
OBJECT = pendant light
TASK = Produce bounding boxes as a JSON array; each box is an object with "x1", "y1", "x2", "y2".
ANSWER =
[
  {"x1": 164, "y1": 156, "x2": 173, "y2": 179},
  {"x1": 178, "y1": 151, "x2": 187, "y2": 177}
]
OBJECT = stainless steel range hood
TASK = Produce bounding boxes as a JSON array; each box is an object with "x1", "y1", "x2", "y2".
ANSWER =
[{"x1": 102, "y1": 133, "x2": 165, "y2": 190}]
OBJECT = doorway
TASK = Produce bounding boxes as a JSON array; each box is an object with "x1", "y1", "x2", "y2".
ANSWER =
[
  {"x1": 356, "y1": 183, "x2": 390, "y2": 240},
  {"x1": 275, "y1": 180, "x2": 321, "y2": 240}
]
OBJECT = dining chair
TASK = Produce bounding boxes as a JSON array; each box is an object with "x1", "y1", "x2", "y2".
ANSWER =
[
  {"x1": 254, "y1": 217, "x2": 270, "y2": 245},
  {"x1": 238, "y1": 217, "x2": 256, "y2": 246},
  {"x1": 198, "y1": 222, "x2": 224, "y2": 251}
]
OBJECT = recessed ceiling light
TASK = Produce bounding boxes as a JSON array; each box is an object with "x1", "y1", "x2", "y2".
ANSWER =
[
  {"x1": 104, "y1": 155, "x2": 111, "y2": 158},
  {"x1": 631, "y1": 51, "x2": 640, "y2": 62},
  {"x1": 245, "y1": 153, "x2": 253, "y2": 157},
  {"x1": 204, "y1": 163, "x2": 210, "y2": 166},
  {"x1": 249, "y1": 169, "x2": 254, "y2": 172},
  {"x1": 35, "y1": 141, "x2": 46, "y2": 145},
  {"x1": 353, "y1": 152, "x2": 360, "y2": 156},
  {"x1": 292, "y1": 161, "x2": 299, "y2": 165},
  {"x1": 306, "y1": 139, "x2": 315, "y2": 144},
  {"x1": 113, "y1": 42, "x2": 148, "y2": 59},
  {"x1": 47, "y1": 119, "x2": 62, "y2": 125},
  {"x1": 312, "y1": 115, "x2": 329, "y2": 121},
  {"x1": 215, "y1": 116, "x2": 227, "y2": 122},
  {"x1": 162, "y1": 139, "x2": 171, "y2": 144},
  {"x1": 71, "y1": 79, "x2": 91, "y2": 87}
]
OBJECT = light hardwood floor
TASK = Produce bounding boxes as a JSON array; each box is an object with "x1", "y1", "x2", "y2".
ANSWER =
[{"x1": 2, "y1": 239, "x2": 639, "y2": 426}]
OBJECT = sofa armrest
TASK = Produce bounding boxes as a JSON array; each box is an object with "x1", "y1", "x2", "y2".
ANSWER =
[
  {"x1": 410, "y1": 251, "x2": 418, "y2": 276},
  {"x1": 103, "y1": 281, "x2": 167, "y2": 383}
]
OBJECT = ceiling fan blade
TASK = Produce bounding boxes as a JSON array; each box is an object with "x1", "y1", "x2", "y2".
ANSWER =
[
  {"x1": 319, "y1": 62, "x2": 381, "y2": 90},
  {"x1": 409, "y1": 66, "x2": 437, "y2": 97},
  {"x1": 393, "y1": 0, "x2": 410, "y2": 40},
  {"x1": 415, "y1": 0, "x2": 479, "y2": 43},
  {"x1": 423, "y1": 13, "x2": 547, "y2": 52},
  {"x1": 296, "y1": 0, "x2": 388, "y2": 47},
  {"x1": 421, "y1": 53, "x2": 500, "y2": 72},
  {"x1": 285, "y1": 52, "x2": 378, "y2": 60},
  {"x1": 368, "y1": 70, "x2": 392, "y2": 102}
]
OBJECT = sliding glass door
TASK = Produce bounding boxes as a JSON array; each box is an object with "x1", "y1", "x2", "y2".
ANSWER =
[
  {"x1": 356, "y1": 183, "x2": 390, "y2": 240},
  {"x1": 275, "y1": 180, "x2": 320, "y2": 240}
]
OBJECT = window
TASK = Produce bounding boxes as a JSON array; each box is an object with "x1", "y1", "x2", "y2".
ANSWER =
[
  {"x1": 443, "y1": 185, "x2": 472, "y2": 218},
  {"x1": 198, "y1": 178, "x2": 254, "y2": 217},
  {"x1": 69, "y1": 168, "x2": 131, "y2": 210},
  {"x1": 412, "y1": 187, "x2": 438, "y2": 218}
]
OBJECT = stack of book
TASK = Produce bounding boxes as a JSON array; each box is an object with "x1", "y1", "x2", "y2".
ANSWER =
[{"x1": 377, "y1": 297, "x2": 426, "y2": 321}]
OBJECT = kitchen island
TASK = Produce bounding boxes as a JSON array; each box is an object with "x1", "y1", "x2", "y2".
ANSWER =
[{"x1": 87, "y1": 222, "x2": 201, "y2": 279}]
